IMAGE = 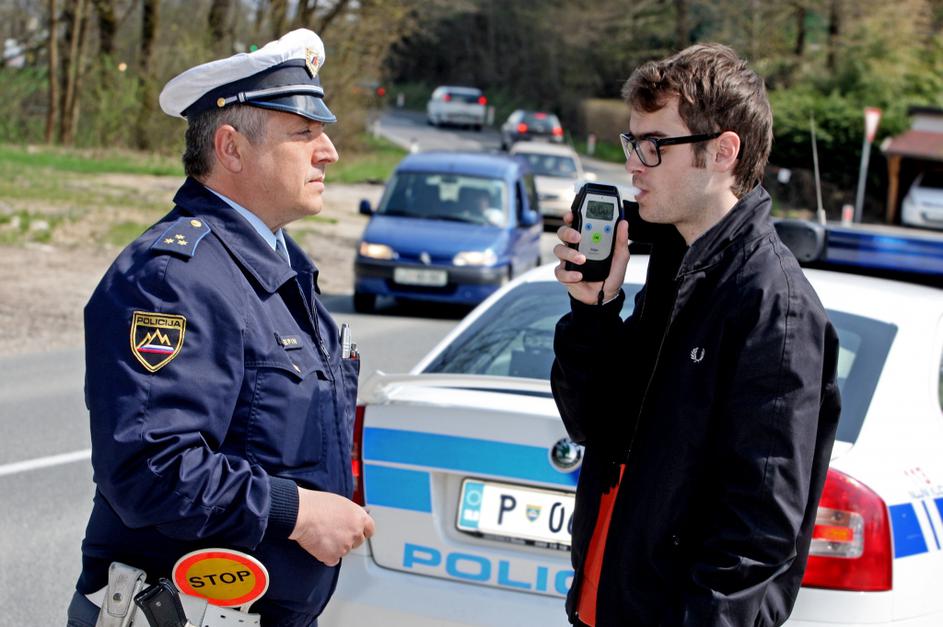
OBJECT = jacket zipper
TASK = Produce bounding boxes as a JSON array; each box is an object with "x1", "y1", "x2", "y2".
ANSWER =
[
  {"x1": 622, "y1": 276, "x2": 684, "y2": 463},
  {"x1": 291, "y1": 276, "x2": 334, "y2": 380}
]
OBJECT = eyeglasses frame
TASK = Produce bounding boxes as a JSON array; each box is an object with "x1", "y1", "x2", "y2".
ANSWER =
[{"x1": 619, "y1": 131, "x2": 723, "y2": 167}]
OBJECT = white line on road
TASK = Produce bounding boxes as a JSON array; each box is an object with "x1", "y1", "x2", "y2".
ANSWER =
[{"x1": 0, "y1": 449, "x2": 91, "y2": 477}]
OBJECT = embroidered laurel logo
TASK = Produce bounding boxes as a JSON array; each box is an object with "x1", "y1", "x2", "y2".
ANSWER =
[{"x1": 690, "y1": 347, "x2": 705, "y2": 363}]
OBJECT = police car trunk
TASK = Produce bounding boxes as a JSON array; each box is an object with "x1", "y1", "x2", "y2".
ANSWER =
[{"x1": 338, "y1": 373, "x2": 576, "y2": 622}]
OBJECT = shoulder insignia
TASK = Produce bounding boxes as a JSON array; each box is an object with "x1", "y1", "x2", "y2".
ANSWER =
[
  {"x1": 150, "y1": 217, "x2": 211, "y2": 258},
  {"x1": 130, "y1": 311, "x2": 186, "y2": 372}
]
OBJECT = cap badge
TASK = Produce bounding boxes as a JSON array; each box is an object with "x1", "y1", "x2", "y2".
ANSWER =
[{"x1": 305, "y1": 48, "x2": 320, "y2": 78}]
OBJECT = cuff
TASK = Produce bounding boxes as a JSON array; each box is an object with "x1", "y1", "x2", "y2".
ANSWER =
[
  {"x1": 266, "y1": 476, "x2": 300, "y2": 539},
  {"x1": 569, "y1": 289, "x2": 625, "y2": 324}
]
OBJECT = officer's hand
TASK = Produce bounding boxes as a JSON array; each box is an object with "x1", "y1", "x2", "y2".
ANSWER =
[
  {"x1": 290, "y1": 487, "x2": 376, "y2": 567},
  {"x1": 553, "y1": 211, "x2": 630, "y2": 306}
]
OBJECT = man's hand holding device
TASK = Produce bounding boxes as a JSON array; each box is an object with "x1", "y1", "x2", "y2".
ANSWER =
[{"x1": 553, "y1": 182, "x2": 630, "y2": 305}]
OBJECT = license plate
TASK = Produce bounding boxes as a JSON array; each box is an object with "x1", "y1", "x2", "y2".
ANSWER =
[
  {"x1": 393, "y1": 267, "x2": 447, "y2": 286},
  {"x1": 457, "y1": 479, "x2": 574, "y2": 549}
]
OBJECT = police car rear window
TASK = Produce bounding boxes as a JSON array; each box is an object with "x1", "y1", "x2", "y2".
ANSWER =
[
  {"x1": 423, "y1": 283, "x2": 896, "y2": 444},
  {"x1": 828, "y1": 310, "x2": 896, "y2": 443}
]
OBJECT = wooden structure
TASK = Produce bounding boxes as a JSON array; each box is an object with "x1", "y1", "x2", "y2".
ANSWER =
[{"x1": 881, "y1": 106, "x2": 943, "y2": 224}]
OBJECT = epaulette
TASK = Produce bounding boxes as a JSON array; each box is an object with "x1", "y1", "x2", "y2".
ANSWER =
[{"x1": 150, "y1": 217, "x2": 211, "y2": 258}]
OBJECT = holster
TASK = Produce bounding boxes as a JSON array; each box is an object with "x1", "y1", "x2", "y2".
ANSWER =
[{"x1": 94, "y1": 562, "x2": 147, "y2": 627}]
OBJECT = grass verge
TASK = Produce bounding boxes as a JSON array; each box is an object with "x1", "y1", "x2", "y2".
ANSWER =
[{"x1": 331, "y1": 134, "x2": 406, "y2": 184}]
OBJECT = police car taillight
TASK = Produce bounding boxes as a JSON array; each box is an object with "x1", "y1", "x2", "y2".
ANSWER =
[
  {"x1": 478, "y1": 96, "x2": 487, "y2": 105},
  {"x1": 802, "y1": 468, "x2": 892, "y2": 591},
  {"x1": 351, "y1": 404, "x2": 366, "y2": 505},
  {"x1": 517, "y1": 122, "x2": 529, "y2": 134},
  {"x1": 552, "y1": 126, "x2": 564, "y2": 137}
]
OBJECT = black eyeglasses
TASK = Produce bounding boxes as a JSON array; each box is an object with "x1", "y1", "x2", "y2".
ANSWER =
[{"x1": 619, "y1": 131, "x2": 722, "y2": 167}]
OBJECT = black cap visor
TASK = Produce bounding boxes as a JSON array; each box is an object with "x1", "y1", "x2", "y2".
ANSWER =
[{"x1": 248, "y1": 93, "x2": 336, "y2": 124}]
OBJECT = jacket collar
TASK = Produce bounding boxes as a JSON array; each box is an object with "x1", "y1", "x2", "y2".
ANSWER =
[
  {"x1": 172, "y1": 177, "x2": 319, "y2": 293},
  {"x1": 678, "y1": 185, "x2": 773, "y2": 276}
]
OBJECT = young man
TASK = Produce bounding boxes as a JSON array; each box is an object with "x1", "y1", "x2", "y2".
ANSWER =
[
  {"x1": 551, "y1": 43, "x2": 841, "y2": 626},
  {"x1": 67, "y1": 30, "x2": 374, "y2": 626}
]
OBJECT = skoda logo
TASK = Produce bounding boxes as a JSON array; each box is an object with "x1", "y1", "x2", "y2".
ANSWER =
[
  {"x1": 419, "y1": 251, "x2": 431, "y2": 265},
  {"x1": 550, "y1": 437, "x2": 583, "y2": 471}
]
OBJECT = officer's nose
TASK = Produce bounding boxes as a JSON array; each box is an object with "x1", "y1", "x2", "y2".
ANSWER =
[{"x1": 315, "y1": 132, "x2": 339, "y2": 165}]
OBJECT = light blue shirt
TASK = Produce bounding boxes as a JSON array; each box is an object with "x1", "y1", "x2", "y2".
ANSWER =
[{"x1": 205, "y1": 187, "x2": 289, "y2": 255}]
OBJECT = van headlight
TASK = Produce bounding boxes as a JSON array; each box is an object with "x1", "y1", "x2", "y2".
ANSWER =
[
  {"x1": 453, "y1": 250, "x2": 497, "y2": 266},
  {"x1": 359, "y1": 242, "x2": 397, "y2": 260}
]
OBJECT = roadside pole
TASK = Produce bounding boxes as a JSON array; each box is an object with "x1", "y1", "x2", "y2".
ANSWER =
[
  {"x1": 810, "y1": 115, "x2": 826, "y2": 225},
  {"x1": 854, "y1": 107, "x2": 883, "y2": 223}
]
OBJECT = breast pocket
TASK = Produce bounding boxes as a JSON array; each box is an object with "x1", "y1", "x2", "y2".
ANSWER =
[{"x1": 245, "y1": 358, "x2": 326, "y2": 472}]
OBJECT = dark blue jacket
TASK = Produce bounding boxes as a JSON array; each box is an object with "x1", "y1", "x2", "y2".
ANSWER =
[
  {"x1": 76, "y1": 177, "x2": 359, "y2": 617},
  {"x1": 552, "y1": 187, "x2": 841, "y2": 626}
]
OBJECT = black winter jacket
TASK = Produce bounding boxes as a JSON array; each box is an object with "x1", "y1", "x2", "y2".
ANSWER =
[{"x1": 551, "y1": 186, "x2": 841, "y2": 627}]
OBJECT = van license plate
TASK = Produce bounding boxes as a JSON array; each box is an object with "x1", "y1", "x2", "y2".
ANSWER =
[
  {"x1": 457, "y1": 479, "x2": 574, "y2": 549},
  {"x1": 393, "y1": 267, "x2": 447, "y2": 286}
]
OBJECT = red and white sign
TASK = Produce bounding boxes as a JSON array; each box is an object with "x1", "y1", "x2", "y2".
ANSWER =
[
  {"x1": 173, "y1": 548, "x2": 269, "y2": 608},
  {"x1": 864, "y1": 107, "x2": 882, "y2": 144}
]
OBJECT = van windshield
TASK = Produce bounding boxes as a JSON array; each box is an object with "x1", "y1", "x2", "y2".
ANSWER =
[{"x1": 377, "y1": 172, "x2": 509, "y2": 227}]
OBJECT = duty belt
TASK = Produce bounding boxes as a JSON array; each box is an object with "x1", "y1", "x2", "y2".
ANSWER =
[{"x1": 87, "y1": 562, "x2": 260, "y2": 627}]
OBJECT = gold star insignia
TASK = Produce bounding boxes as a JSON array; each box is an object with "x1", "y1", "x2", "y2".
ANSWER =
[
  {"x1": 164, "y1": 238, "x2": 174, "y2": 244},
  {"x1": 177, "y1": 239, "x2": 188, "y2": 246},
  {"x1": 175, "y1": 234, "x2": 185, "y2": 239}
]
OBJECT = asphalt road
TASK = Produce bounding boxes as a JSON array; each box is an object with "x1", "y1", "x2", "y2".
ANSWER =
[
  {"x1": 373, "y1": 109, "x2": 633, "y2": 191},
  {"x1": 0, "y1": 110, "x2": 629, "y2": 624}
]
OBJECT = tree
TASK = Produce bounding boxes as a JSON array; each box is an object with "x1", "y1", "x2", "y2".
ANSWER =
[
  {"x1": 91, "y1": 0, "x2": 116, "y2": 59},
  {"x1": 134, "y1": 0, "x2": 160, "y2": 149},
  {"x1": 45, "y1": 0, "x2": 60, "y2": 144},
  {"x1": 207, "y1": 0, "x2": 231, "y2": 53},
  {"x1": 60, "y1": 0, "x2": 89, "y2": 145}
]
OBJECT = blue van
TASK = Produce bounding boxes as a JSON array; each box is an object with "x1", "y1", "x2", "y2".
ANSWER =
[{"x1": 353, "y1": 152, "x2": 543, "y2": 312}]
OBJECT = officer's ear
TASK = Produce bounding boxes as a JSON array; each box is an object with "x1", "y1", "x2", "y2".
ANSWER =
[{"x1": 213, "y1": 124, "x2": 245, "y2": 174}]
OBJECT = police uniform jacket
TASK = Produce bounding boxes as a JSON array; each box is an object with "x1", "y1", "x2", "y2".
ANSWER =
[
  {"x1": 77, "y1": 177, "x2": 359, "y2": 616},
  {"x1": 551, "y1": 186, "x2": 841, "y2": 626}
]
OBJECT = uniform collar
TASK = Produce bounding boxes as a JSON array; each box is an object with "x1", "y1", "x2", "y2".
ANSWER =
[{"x1": 172, "y1": 177, "x2": 319, "y2": 293}]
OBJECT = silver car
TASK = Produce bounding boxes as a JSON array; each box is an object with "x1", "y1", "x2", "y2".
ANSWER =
[{"x1": 509, "y1": 142, "x2": 594, "y2": 227}]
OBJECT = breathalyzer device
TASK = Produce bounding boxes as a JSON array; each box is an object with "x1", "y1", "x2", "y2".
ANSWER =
[{"x1": 565, "y1": 182, "x2": 624, "y2": 282}]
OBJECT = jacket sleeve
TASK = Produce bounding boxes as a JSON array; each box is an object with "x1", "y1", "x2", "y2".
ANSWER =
[
  {"x1": 551, "y1": 289, "x2": 642, "y2": 458},
  {"x1": 674, "y1": 278, "x2": 841, "y2": 626},
  {"x1": 84, "y1": 250, "x2": 298, "y2": 548}
]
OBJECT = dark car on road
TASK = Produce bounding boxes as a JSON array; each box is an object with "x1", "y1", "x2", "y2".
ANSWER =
[
  {"x1": 354, "y1": 152, "x2": 543, "y2": 312},
  {"x1": 500, "y1": 110, "x2": 564, "y2": 150}
]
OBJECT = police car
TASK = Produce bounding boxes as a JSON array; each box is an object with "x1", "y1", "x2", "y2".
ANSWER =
[{"x1": 321, "y1": 223, "x2": 943, "y2": 626}]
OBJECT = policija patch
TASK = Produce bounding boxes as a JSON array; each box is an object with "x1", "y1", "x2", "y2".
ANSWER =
[{"x1": 130, "y1": 311, "x2": 186, "y2": 372}]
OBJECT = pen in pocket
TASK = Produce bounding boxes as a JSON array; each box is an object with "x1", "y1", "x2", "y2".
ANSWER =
[{"x1": 340, "y1": 322, "x2": 352, "y2": 358}]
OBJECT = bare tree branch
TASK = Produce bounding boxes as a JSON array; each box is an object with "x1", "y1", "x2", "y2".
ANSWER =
[{"x1": 45, "y1": 0, "x2": 60, "y2": 144}]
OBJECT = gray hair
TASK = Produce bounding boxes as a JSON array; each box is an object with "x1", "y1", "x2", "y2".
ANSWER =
[{"x1": 182, "y1": 105, "x2": 269, "y2": 179}]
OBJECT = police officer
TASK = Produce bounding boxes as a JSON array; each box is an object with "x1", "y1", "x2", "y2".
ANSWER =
[{"x1": 67, "y1": 29, "x2": 374, "y2": 626}]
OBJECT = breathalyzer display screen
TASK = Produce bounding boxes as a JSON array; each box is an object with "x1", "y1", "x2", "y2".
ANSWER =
[{"x1": 586, "y1": 200, "x2": 614, "y2": 220}]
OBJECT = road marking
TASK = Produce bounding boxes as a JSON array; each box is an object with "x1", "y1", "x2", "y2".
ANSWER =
[{"x1": 0, "y1": 449, "x2": 91, "y2": 477}]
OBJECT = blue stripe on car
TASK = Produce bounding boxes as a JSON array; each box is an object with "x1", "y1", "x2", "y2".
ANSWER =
[
  {"x1": 890, "y1": 502, "x2": 929, "y2": 558},
  {"x1": 363, "y1": 428, "x2": 579, "y2": 487},
  {"x1": 364, "y1": 464, "x2": 432, "y2": 512},
  {"x1": 921, "y1": 500, "x2": 941, "y2": 551}
]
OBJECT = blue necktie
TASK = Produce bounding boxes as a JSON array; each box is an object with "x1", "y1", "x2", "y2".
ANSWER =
[{"x1": 275, "y1": 238, "x2": 291, "y2": 265}]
